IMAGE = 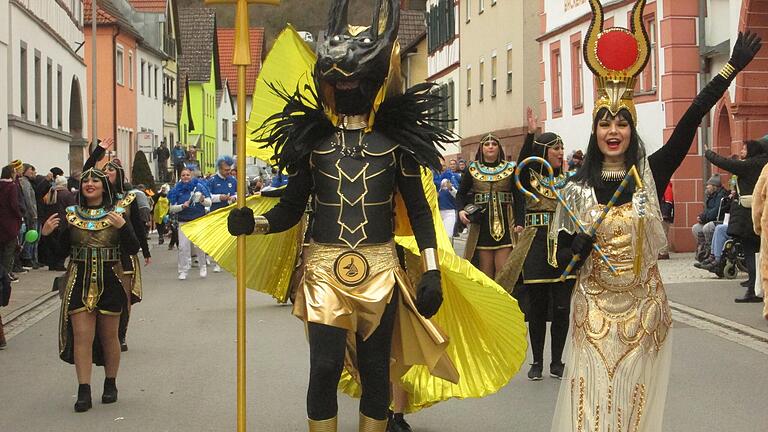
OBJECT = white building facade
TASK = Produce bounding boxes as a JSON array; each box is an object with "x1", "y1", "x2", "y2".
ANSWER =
[
  {"x1": 136, "y1": 44, "x2": 165, "y2": 177},
  {"x1": 5, "y1": 0, "x2": 87, "y2": 173},
  {"x1": 217, "y1": 80, "x2": 235, "y2": 159},
  {"x1": 426, "y1": 0, "x2": 460, "y2": 157},
  {"x1": 539, "y1": 0, "x2": 768, "y2": 252}
]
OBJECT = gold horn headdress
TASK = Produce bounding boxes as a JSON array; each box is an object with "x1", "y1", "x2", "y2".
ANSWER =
[{"x1": 584, "y1": 0, "x2": 651, "y2": 122}]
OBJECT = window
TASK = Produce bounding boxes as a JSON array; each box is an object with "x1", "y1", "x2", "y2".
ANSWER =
[
  {"x1": 491, "y1": 54, "x2": 498, "y2": 98},
  {"x1": 34, "y1": 51, "x2": 41, "y2": 123},
  {"x1": 47, "y1": 59, "x2": 53, "y2": 127},
  {"x1": 141, "y1": 60, "x2": 145, "y2": 94},
  {"x1": 506, "y1": 46, "x2": 513, "y2": 92},
  {"x1": 479, "y1": 0, "x2": 484, "y2": 14},
  {"x1": 223, "y1": 119, "x2": 229, "y2": 141},
  {"x1": 640, "y1": 15, "x2": 658, "y2": 92},
  {"x1": 550, "y1": 43, "x2": 562, "y2": 116},
  {"x1": 427, "y1": 0, "x2": 456, "y2": 54},
  {"x1": 447, "y1": 80, "x2": 455, "y2": 130},
  {"x1": 466, "y1": 0, "x2": 471, "y2": 22},
  {"x1": 571, "y1": 36, "x2": 583, "y2": 112},
  {"x1": 466, "y1": 65, "x2": 472, "y2": 106},
  {"x1": 479, "y1": 58, "x2": 485, "y2": 102},
  {"x1": 57, "y1": 66, "x2": 62, "y2": 129},
  {"x1": 128, "y1": 51, "x2": 133, "y2": 89},
  {"x1": 20, "y1": 43, "x2": 27, "y2": 117},
  {"x1": 116, "y1": 46, "x2": 124, "y2": 85},
  {"x1": 154, "y1": 67, "x2": 159, "y2": 99}
]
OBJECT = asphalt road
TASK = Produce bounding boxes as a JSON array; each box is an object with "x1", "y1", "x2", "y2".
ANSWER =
[{"x1": 1, "y1": 242, "x2": 768, "y2": 432}]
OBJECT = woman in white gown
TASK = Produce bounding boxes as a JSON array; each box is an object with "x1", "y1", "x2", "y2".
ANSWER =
[{"x1": 549, "y1": 1, "x2": 762, "y2": 430}]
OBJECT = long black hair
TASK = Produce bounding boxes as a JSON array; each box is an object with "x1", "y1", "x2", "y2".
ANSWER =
[
  {"x1": 570, "y1": 108, "x2": 646, "y2": 189},
  {"x1": 78, "y1": 168, "x2": 115, "y2": 208},
  {"x1": 474, "y1": 134, "x2": 506, "y2": 165}
]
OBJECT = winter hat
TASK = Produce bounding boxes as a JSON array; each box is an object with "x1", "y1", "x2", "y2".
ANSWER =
[
  {"x1": 50, "y1": 167, "x2": 65, "y2": 177},
  {"x1": 706, "y1": 173, "x2": 722, "y2": 186}
]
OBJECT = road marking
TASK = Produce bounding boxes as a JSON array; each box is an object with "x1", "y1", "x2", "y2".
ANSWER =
[
  {"x1": 4, "y1": 292, "x2": 60, "y2": 340},
  {"x1": 670, "y1": 301, "x2": 768, "y2": 356}
]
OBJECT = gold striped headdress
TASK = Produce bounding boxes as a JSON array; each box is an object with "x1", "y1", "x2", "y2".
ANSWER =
[{"x1": 584, "y1": 0, "x2": 651, "y2": 122}]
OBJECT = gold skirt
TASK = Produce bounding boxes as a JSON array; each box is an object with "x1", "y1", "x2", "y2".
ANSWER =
[{"x1": 293, "y1": 242, "x2": 460, "y2": 385}]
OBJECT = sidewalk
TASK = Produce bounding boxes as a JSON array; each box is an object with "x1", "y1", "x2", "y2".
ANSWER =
[{"x1": 2, "y1": 266, "x2": 61, "y2": 319}]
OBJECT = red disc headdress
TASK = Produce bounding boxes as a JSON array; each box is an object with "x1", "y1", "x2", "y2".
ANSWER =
[{"x1": 584, "y1": 0, "x2": 651, "y2": 122}]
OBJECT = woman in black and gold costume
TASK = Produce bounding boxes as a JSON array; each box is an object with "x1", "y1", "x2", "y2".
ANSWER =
[
  {"x1": 456, "y1": 134, "x2": 525, "y2": 279},
  {"x1": 83, "y1": 138, "x2": 151, "y2": 352},
  {"x1": 517, "y1": 107, "x2": 575, "y2": 381},
  {"x1": 41, "y1": 169, "x2": 139, "y2": 413},
  {"x1": 550, "y1": 2, "x2": 761, "y2": 429}
]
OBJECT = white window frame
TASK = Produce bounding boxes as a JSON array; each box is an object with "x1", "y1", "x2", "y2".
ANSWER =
[
  {"x1": 128, "y1": 51, "x2": 134, "y2": 89},
  {"x1": 116, "y1": 45, "x2": 125, "y2": 86},
  {"x1": 491, "y1": 52, "x2": 498, "y2": 98},
  {"x1": 479, "y1": 58, "x2": 485, "y2": 102},
  {"x1": 466, "y1": 65, "x2": 472, "y2": 106},
  {"x1": 506, "y1": 44, "x2": 513, "y2": 93}
]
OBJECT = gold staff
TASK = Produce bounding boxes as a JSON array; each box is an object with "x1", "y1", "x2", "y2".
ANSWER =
[{"x1": 203, "y1": 1, "x2": 280, "y2": 430}]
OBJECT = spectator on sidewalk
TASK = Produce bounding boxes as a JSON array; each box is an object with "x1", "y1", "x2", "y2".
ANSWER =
[
  {"x1": 154, "y1": 141, "x2": 171, "y2": 182},
  {"x1": 659, "y1": 182, "x2": 675, "y2": 259},
  {"x1": 38, "y1": 176, "x2": 76, "y2": 271},
  {"x1": 438, "y1": 178, "x2": 457, "y2": 241},
  {"x1": 171, "y1": 142, "x2": 187, "y2": 181},
  {"x1": 0, "y1": 165, "x2": 23, "y2": 283},
  {"x1": 706, "y1": 138, "x2": 768, "y2": 303},
  {"x1": 19, "y1": 164, "x2": 39, "y2": 269},
  {"x1": 692, "y1": 174, "x2": 729, "y2": 262}
]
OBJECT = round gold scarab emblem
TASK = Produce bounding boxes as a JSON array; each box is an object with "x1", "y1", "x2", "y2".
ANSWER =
[{"x1": 334, "y1": 251, "x2": 370, "y2": 286}]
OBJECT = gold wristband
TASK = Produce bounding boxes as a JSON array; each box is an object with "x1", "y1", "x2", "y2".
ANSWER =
[
  {"x1": 421, "y1": 248, "x2": 439, "y2": 272},
  {"x1": 253, "y1": 215, "x2": 270, "y2": 235},
  {"x1": 719, "y1": 62, "x2": 737, "y2": 80}
]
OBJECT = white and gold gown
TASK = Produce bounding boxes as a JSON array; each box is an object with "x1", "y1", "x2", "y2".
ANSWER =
[{"x1": 550, "y1": 165, "x2": 672, "y2": 432}]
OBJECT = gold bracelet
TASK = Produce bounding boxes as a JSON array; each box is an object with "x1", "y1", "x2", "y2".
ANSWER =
[
  {"x1": 253, "y1": 216, "x2": 270, "y2": 235},
  {"x1": 421, "y1": 248, "x2": 439, "y2": 272},
  {"x1": 719, "y1": 62, "x2": 737, "y2": 80}
]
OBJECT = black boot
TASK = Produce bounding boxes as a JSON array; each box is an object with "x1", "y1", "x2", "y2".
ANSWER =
[
  {"x1": 102, "y1": 378, "x2": 118, "y2": 404},
  {"x1": 735, "y1": 291, "x2": 763, "y2": 303},
  {"x1": 527, "y1": 363, "x2": 543, "y2": 381},
  {"x1": 694, "y1": 255, "x2": 715, "y2": 269},
  {"x1": 74, "y1": 384, "x2": 92, "y2": 412},
  {"x1": 387, "y1": 412, "x2": 413, "y2": 432}
]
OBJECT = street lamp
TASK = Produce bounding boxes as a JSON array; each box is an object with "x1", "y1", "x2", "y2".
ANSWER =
[{"x1": 202, "y1": 2, "x2": 280, "y2": 431}]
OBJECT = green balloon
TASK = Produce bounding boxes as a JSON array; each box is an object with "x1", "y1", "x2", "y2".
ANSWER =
[{"x1": 25, "y1": 229, "x2": 39, "y2": 243}]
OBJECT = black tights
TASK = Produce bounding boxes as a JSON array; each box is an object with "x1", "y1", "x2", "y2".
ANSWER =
[
  {"x1": 306, "y1": 289, "x2": 398, "y2": 421},
  {"x1": 743, "y1": 239, "x2": 758, "y2": 295},
  {"x1": 526, "y1": 281, "x2": 573, "y2": 366}
]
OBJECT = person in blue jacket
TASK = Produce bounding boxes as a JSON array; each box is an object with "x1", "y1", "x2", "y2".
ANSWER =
[
  {"x1": 168, "y1": 168, "x2": 211, "y2": 280},
  {"x1": 208, "y1": 156, "x2": 237, "y2": 213},
  {"x1": 207, "y1": 156, "x2": 237, "y2": 273}
]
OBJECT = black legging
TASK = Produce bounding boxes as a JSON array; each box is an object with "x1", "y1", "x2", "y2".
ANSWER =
[
  {"x1": 741, "y1": 237, "x2": 759, "y2": 295},
  {"x1": 526, "y1": 281, "x2": 573, "y2": 366},
  {"x1": 306, "y1": 288, "x2": 399, "y2": 421}
]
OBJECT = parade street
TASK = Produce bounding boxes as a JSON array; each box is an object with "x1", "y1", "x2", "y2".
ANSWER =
[{"x1": 2, "y1": 238, "x2": 768, "y2": 432}]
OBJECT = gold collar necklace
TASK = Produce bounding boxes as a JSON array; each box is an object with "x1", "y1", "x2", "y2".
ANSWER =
[{"x1": 601, "y1": 160, "x2": 626, "y2": 182}]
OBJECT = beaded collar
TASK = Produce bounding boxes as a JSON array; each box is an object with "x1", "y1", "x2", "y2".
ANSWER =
[{"x1": 601, "y1": 160, "x2": 627, "y2": 182}]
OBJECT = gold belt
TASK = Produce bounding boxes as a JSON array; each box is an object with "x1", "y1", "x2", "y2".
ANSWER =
[
  {"x1": 525, "y1": 212, "x2": 552, "y2": 227},
  {"x1": 474, "y1": 191, "x2": 513, "y2": 205},
  {"x1": 70, "y1": 246, "x2": 121, "y2": 262}
]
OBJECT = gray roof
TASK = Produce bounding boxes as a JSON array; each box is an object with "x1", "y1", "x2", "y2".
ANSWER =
[
  {"x1": 399, "y1": 10, "x2": 426, "y2": 52},
  {"x1": 178, "y1": 8, "x2": 216, "y2": 82}
]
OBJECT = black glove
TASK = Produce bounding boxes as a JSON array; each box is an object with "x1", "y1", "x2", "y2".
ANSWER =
[
  {"x1": 227, "y1": 207, "x2": 255, "y2": 236},
  {"x1": 570, "y1": 233, "x2": 595, "y2": 259},
  {"x1": 415, "y1": 270, "x2": 443, "y2": 319},
  {"x1": 730, "y1": 31, "x2": 762, "y2": 71}
]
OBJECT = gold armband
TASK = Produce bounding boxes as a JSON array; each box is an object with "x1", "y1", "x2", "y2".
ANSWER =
[
  {"x1": 253, "y1": 215, "x2": 270, "y2": 235},
  {"x1": 719, "y1": 62, "x2": 737, "y2": 80},
  {"x1": 421, "y1": 248, "x2": 439, "y2": 272}
]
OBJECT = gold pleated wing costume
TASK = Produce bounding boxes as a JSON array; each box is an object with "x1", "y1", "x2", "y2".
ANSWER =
[
  {"x1": 181, "y1": 195, "x2": 305, "y2": 303},
  {"x1": 183, "y1": 26, "x2": 529, "y2": 414}
]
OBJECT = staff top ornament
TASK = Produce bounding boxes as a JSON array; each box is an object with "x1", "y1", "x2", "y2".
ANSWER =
[{"x1": 584, "y1": 0, "x2": 651, "y2": 122}]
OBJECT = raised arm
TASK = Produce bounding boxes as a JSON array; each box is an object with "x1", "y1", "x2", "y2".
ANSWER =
[{"x1": 649, "y1": 31, "x2": 762, "y2": 195}]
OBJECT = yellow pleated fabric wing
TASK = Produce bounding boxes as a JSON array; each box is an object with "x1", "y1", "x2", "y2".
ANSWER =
[{"x1": 180, "y1": 195, "x2": 303, "y2": 303}]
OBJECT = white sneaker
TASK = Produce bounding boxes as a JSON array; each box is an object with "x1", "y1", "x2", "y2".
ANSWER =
[
  {"x1": 178, "y1": 272, "x2": 188, "y2": 280},
  {"x1": 213, "y1": 264, "x2": 222, "y2": 273},
  {"x1": 200, "y1": 267, "x2": 208, "y2": 278}
]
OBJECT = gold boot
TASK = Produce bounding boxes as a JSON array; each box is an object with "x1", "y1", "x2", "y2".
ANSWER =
[
  {"x1": 308, "y1": 417, "x2": 337, "y2": 432},
  {"x1": 359, "y1": 412, "x2": 388, "y2": 432}
]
